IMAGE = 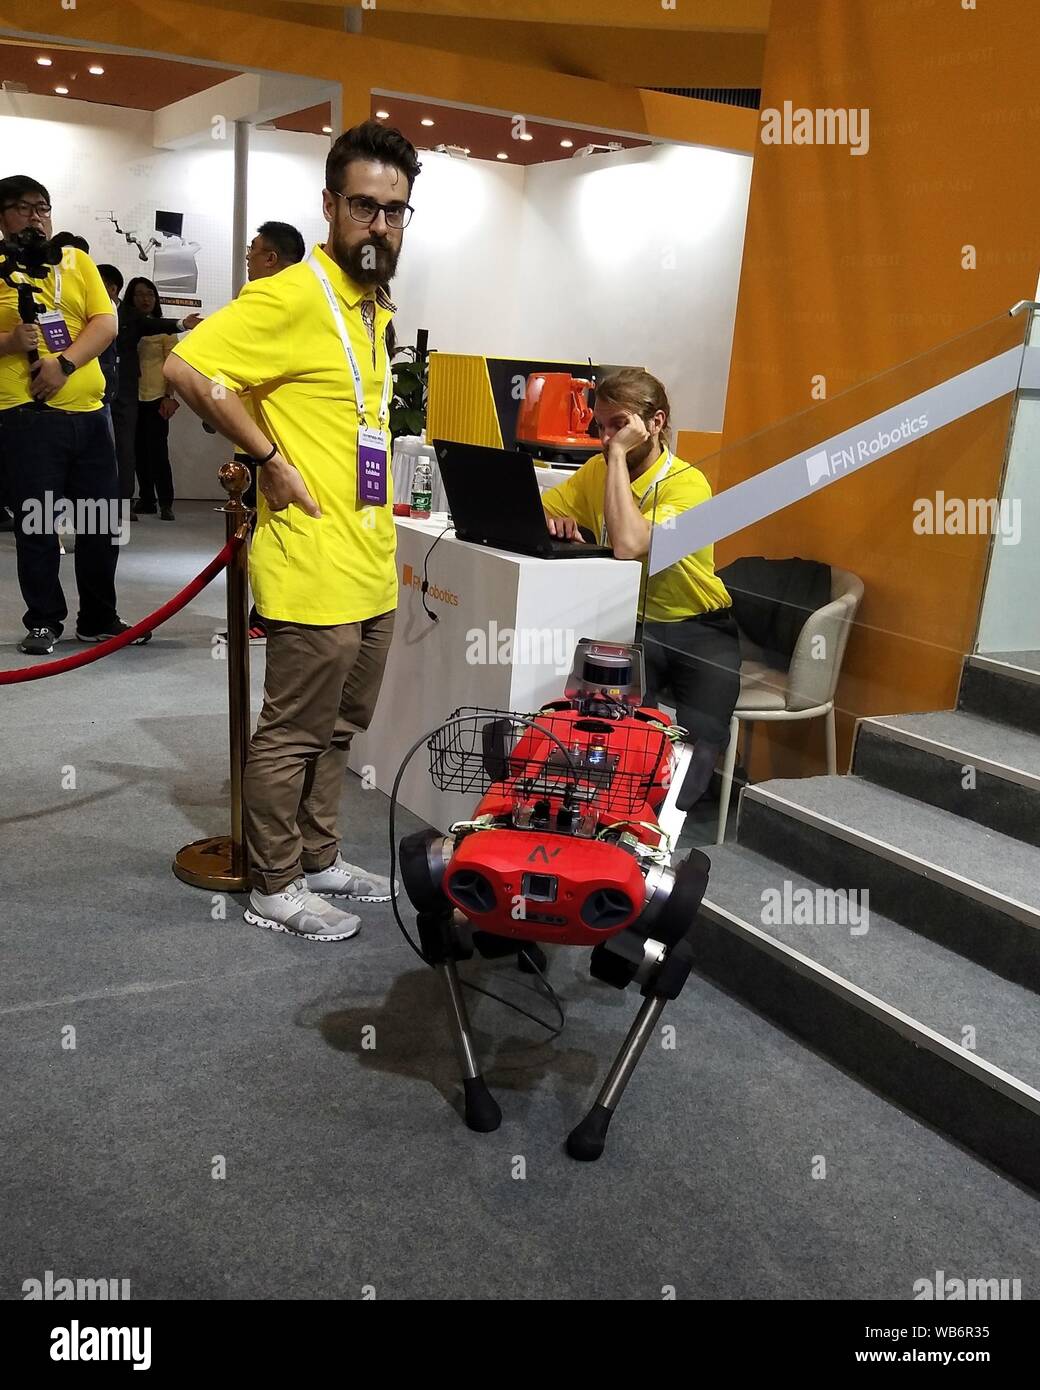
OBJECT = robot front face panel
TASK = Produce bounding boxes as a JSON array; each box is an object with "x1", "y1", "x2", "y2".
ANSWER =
[{"x1": 442, "y1": 828, "x2": 648, "y2": 946}]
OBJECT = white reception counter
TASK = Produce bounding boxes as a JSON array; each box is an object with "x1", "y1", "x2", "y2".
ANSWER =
[{"x1": 347, "y1": 514, "x2": 642, "y2": 832}]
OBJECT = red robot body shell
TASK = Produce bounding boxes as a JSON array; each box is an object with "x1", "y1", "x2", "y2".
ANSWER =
[{"x1": 443, "y1": 828, "x2": 648, "y2": 946}]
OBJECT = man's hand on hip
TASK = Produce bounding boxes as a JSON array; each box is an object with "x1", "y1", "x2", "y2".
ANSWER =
[{"x1": 260, "y1": 453, "x2": 322, "y2": 518}]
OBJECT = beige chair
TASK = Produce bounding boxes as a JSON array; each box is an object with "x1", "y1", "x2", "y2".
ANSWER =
[{"x1": 716, "y1": 567, "x2": 864, "y2": 844}]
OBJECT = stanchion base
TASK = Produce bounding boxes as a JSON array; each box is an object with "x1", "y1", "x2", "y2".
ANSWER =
[{"x1": 173, "y1": 835, "x2": 249, "y2": 892}]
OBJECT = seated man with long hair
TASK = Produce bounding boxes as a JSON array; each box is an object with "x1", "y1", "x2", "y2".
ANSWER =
[{"x1": 541, "y1": 367, "x2": 741, "y2": 812}]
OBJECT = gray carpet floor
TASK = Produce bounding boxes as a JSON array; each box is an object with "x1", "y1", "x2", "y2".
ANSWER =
[{"x1": 2, "y1": 504, "x2": 1038, "y2": 1301}]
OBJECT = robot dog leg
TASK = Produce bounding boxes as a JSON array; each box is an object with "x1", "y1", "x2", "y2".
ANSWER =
[
  {"x1": 401, "y1": 830, "x2": 503, "y2": 1134},
  {"x1": 567, "y1": 850, "x2": 707, "y2": 1161}
]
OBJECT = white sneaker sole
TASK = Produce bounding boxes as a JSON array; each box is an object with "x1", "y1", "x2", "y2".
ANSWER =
[
  {"x1": 243, "y1": 908, "x2": 361, "y2": 942},
  {"x1": 305, "y1": 881, "x2": 394, "y2": 903}
]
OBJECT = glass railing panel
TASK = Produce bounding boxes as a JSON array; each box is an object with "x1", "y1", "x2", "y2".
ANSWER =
[{"x1": 636, "y1": 309, "x2": 1031, "y2": 822}]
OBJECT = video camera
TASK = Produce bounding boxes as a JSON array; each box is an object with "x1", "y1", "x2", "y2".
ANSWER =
[{"x1": 0, "y1": 227, "x2": 65, "y2": 363}]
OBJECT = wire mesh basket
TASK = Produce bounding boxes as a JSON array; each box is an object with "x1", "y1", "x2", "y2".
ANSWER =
[{"x1": 428, "y1": 706, "x2": 673, "y2": 816}]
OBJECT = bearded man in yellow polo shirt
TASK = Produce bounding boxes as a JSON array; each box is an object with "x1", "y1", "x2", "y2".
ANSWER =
[
  {"x1": 166, "y1": 122, "x2": 420, "y2": 941},
  {"x1": 541, "y1": 367, "x2": 742, "y2": 814}
]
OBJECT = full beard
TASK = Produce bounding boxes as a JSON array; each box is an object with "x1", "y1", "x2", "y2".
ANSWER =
[
  {"x1": 626, "y1": 436, "x2": 659, "y2": 473},
  {"x1": 332, "y1": 227, "x2": 400, "y2": 286}
]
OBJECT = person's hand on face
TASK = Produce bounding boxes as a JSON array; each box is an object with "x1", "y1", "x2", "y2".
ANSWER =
[{"x1": 606, "y1": 411, "x2": 650, "y2": 457}]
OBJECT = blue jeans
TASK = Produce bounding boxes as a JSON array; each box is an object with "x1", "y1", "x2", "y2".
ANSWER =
[{"x1": 0, "y1": 404, "x2": 121, "y2": 635}]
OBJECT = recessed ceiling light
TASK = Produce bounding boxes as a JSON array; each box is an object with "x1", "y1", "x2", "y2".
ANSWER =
[
  {"x1": 322, "y1": 125, "x2": 332, "y2": 134},
  {"x1": 420, "y1": 118, "x2": 435, "y2": 127},
  {"x1": 376, "y1": 109, "x2": 390, "y2": 119},
  {"x1": 560, "y1": 139, "x2": 573, "y2": 149},
  {"x1": 36, "y1": 56, "x2": 52, "y2": 67},
  {"x1": 54, "y1": 86, "x2": 69, "y2": 95},
  {"x1": 88, "y1": 65, "x2": 105, "y2": 76},
  {"x1": 520, "y1": 132, "x2": 534, "y2": 142},
  {"x1": 497, "y1": 152, "x2": 509, "y2": 160}
]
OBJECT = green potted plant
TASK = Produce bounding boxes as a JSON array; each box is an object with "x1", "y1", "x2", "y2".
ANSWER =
[{"x1": 390, "y1": 344, "x2": 429, "y2": 443}]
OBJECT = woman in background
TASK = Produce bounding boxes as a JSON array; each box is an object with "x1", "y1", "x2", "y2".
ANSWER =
[
  {"x1": 125, "y1": 277, "x2": 180, "y2": 520},
  {"x1": 114, "y1": 276, "x2": 200, "y2": 520}
]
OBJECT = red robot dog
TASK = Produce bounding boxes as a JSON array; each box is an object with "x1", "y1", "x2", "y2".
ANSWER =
[{"x1": 396, "y1": 640, "x2": 710, "y2": 1161}]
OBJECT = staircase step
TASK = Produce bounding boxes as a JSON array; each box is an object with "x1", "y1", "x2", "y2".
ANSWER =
[
  {"x1": 981, "y1": 650, "x2": 1040, "y2": 674},
  {"x1": 737, "y1": 776, "x2": 1040, "y2": 991},
  {"x1": 696, "y1": 844, "x2": 1040, "y2": 1191},
  {"x1": 854, "y1": 710, "x2": 1040, "y2": 847},
  {"x1": 959, "y1": 653, "x2": 1040, "y2": 734}
]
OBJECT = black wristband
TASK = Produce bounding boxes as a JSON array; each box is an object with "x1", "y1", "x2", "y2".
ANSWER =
[{"x1": 246, "y1": 442, "x2": 277, "y2": 465}]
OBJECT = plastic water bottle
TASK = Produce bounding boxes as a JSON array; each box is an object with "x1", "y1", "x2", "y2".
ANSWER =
[{"x1": 410, "y1": 457, "x2": 433, "y2": 519}]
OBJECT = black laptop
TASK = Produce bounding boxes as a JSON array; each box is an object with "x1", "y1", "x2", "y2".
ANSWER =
[{"x1": 433, "y1": 440, "x2": 615, "y2": 560}]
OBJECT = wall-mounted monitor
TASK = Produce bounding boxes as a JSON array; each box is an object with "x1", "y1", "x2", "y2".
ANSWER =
[{"x1": 154, "y1": 210, "x2": 184, "y2": 237}]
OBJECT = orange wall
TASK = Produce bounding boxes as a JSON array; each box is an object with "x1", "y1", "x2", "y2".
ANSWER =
[
  {"x1": 719, "y1": 0, "x2": 1040, "y2": 778},
  {"x1": 676, "y1": 430, "x2": 723, "y2": 493}
]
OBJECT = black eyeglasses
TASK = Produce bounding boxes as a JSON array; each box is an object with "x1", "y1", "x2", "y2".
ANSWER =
[
  {"x1": 329, "y1": 191, "x2": 413, "y2": 229},
  {"x1": 5, "y1": 200, "x2": 51, "y2": 217}
]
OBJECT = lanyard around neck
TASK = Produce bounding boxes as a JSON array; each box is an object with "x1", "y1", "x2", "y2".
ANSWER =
[
  {"x1": 636, "y1": 448, "x2": 672, "y2": 510},
  {"x1": 307, "y1": 252, "x2": 391, "y2": 429}
]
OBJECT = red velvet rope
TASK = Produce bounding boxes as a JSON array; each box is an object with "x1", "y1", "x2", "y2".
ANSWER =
[{"x1": 0, "y1": 532, "x2": 245, "y2": 686}]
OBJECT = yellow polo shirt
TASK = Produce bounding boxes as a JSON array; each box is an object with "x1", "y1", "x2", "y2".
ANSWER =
[
  {"x1": 0, "y1": 247, "x2": 113, "y2": 413},
  {"x1": 172, "y1": 244, "x2": 398, "y2": 624},
  {"x1": 541, "y1": 449, "x2": 731, "y2": 623}
]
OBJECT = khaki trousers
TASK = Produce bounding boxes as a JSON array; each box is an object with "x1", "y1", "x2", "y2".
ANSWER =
[{"x1": 244, "y1": 610, "x2": 395, "y2": 894}]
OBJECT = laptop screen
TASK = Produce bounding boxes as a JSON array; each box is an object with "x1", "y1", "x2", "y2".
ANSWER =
[{"x1": 434, "y1": 440, "x2": 548, "y2": 549}]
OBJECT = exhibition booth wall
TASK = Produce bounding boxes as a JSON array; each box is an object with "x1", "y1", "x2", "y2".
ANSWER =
[
  {"x1": 716, "y1": 0, "x2": 1040, "y2": 779},
  {"x1": 0, "y1": 92, "x2": 752, "y2": 498}
]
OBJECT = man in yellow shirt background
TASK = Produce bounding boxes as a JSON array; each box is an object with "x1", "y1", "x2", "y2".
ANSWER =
[
  {"x1": 541, "y1": 367, "x2": 742, "y2": 813},
  {"x1": 0, "y1": 174, "x2": 151, "y2": 656},
  {"x1": 166, "y1": 122, "x2": 420, "y2": 941}
]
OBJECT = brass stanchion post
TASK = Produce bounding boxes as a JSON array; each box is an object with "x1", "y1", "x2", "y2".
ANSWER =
[{"x1": 173, "y1": 460, "x2": 253, "y2": 891}]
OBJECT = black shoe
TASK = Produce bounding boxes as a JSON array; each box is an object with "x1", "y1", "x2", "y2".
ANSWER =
[
  {"x1": 0, "y1": 509, "x2": 14, "y2": 533},
  {"x1": 159, "y1": 507, "x2": 175, "y2": 522},
  {"x1": 18, "y1": 625, "x2": 59, "y2": 655},
  {"x1": 136, "y1": 502, "x2": 157, "y2": 515},
  {"x1": 76, "y1": 619, "x2": 152, "y2": 645}
]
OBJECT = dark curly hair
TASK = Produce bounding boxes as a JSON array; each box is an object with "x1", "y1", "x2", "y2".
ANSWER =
[{"x1": 325, "y1": 120, "x2": 421, "y2": 197}]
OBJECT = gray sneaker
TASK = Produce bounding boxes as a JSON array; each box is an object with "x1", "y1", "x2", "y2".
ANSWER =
[
  {"x1": 304, "y1": 853, "x2": 395, "y2": 902},
  {"x1": 244, "y1": 878, "x2": 362, "y2": 941}
]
